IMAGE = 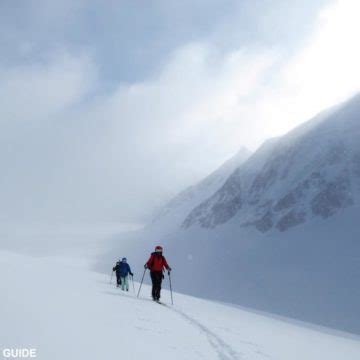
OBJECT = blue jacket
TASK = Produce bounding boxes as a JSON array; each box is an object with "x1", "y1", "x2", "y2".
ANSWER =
[{"x1": 117, "y1": 262, "x2": 132, "y2": 277}]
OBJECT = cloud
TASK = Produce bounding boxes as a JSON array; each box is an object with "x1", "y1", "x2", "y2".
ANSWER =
[
  {"x1": 90, "y1": 43, "x2": 276, "y2": 191},
  {"x1": 0, "y1": 51, "x2": 97, "y2": 221},
  {"x1": 1, "y1": 0, "x2": 360, "y2": 223},
  {"x1": 185, "y1": 0, "x2": 360, "y2": 152},
  {"x1": 248, "y1": 0, "x2": 360, "y2": 139},
  {"x1": 0, "y1": 50, "x2": 96, "y2": 123},
  {"x1": 0, "y1": 41, "x2": 276, "y2": 222},
  {"x1": 284, "y1": 0, "x2": 360, "y2": 105}
]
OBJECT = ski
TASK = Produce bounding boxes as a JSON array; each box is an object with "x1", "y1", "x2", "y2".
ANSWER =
[{"x1": 155, "y1": 300, "x2": 166, "y2": 306}]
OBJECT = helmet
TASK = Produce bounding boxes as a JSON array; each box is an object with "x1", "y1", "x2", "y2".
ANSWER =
[
  {"x1": 122, "y1": 257, "x2": 127, "y2": 262},
  {"x1": 155, "y1": 246, "x2": 163, "y2": 253}
]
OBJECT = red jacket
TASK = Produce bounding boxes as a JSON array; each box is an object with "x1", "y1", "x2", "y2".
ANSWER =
[{"x1": 146, "y1": 253, "x2": 170, "y2": 272}]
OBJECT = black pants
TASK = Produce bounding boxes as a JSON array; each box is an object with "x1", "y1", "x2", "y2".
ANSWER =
[
  {"x1": 116, "y1": 275, "x2": 121, "y2": 286},
  {"x1": 150, "y1": 271, "x2": 163, "y2": 300}
]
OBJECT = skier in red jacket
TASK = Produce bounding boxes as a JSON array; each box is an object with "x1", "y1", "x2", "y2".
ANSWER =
[{"x1": 145, "y1": 246, "x2": 171, "y2": 301}]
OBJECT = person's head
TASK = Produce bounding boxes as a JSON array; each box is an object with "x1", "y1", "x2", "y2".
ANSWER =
[
  {"x1": 155, "y1": 246, "x2": 163, "y2": 254},
  {"x1": 122, "y1": 257, "x2": 127, "y2": 263}
]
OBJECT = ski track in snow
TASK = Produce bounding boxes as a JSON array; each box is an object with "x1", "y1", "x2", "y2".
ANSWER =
[
  {"x1": 108, "y1": 279, "x2": 271, "y2": 360},
  {"x1": 129, "y1": 287, "x2": 270, "y2": 360},
  {"x1": 161, "y1": 302, "x2": 271, "y2": 360},
  {"x1": 171, "y1": 306, "x2": 242, "y2": 360},
  {"x1": 111, "y1": 291, "x2": 237, "y2": 359}
]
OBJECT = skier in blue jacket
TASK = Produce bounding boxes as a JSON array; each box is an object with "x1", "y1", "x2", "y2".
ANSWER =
[{"x1": 118, "y1": 258, "x2": 133, "y2": 291}]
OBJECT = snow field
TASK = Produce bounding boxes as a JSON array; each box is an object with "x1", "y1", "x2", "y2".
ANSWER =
[{"x1": 1, "y1": 251, "x2": 360, "y2": 360}]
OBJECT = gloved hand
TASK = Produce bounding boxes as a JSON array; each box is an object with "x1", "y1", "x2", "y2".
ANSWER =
[
  {"x1": 144, "y1": 264, "x2": 147, "y2": 269},
  {"x1": 130, "y1": 273, "x2": 134, "y2": 277},
  {"x1": 162, "y1": 274, "x2": 165, "y2": 279}
]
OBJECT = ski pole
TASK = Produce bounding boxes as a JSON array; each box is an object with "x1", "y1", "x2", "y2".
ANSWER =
[
  {"x1": 110, "y1": 270, "x2": 114, "y2": 285},
  {"x1": 131, "y1": 275, "x2": 135, "y2": 293},
  {"x1": 168, "y1": 271, "x2": 174, "y2": 306},
  {"x1": 137, "y1": 268, "x2": 146, "y2": 298}
]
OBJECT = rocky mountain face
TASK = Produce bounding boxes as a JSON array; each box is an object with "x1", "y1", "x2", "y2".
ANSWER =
[{"x1": 183, "y1": 95, "x2": 360, "y2": 232}]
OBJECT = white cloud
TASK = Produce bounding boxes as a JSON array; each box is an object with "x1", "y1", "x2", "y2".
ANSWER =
[
  {"x1": 251, "y1": 0, "x2": 360, "y2": 139},
  {"x1": 0, "y1": 50, "x2": 95, "y2": 123},
  {"x1": 1, "y1": 0, "x2": 360, "y2": 222},
  {"x1": 94, "y1": 43, "x2": 276, "y2": 185},
  {"x1": 288, "y1": 0, "x2": 360, "y2": 100}
]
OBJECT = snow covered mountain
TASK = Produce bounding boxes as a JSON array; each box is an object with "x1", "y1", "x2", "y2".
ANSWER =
[
  {"x1": 101, "y1": 94, "x2": 360, "y2": 335},
  {"x1": 183, "y1": 96, "x2": 360, "y2": 232},
  {"x1": 149, "y1": 147, "x2": 250, "y2": 233},
  {"x1": 3, "y1": 250, "x2": 360, "y2": 360}
]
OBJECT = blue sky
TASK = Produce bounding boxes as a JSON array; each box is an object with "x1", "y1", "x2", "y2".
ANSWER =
[{"x1": 1, "y1": 0, "x2": 360, "y2": 222}]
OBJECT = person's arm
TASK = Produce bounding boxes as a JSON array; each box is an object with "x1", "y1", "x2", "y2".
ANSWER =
[
  {"x1": 145, "y1": 254, "x2": 153, "y2": 269},
  {"x1": 127, "y1": 264, "x2": 133, "y2": 276},
  {"x1": 163, "y1": 257, "x2": 171, "y2": 271}
]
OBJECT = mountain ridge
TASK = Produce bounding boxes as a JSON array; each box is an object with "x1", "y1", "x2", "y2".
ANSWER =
[
  {"x1": 148, "y1": 146, "x2": 251, "y2": 233},
  {"x1": 183, "y1": 93, "x2": 360, "y2": 232}
]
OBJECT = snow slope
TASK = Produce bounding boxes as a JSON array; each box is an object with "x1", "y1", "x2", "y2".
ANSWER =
[{"x1": 2, "y1": 250, "x2": 360, "y2": 360}]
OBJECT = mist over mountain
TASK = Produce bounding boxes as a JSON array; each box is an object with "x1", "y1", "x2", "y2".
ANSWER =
[
  {"x1": 101, "y1": 94, "x2": 360, "y2": 334},
  {"x1": 150, "y1": 146, "x2": 251, "y2": 233}
]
